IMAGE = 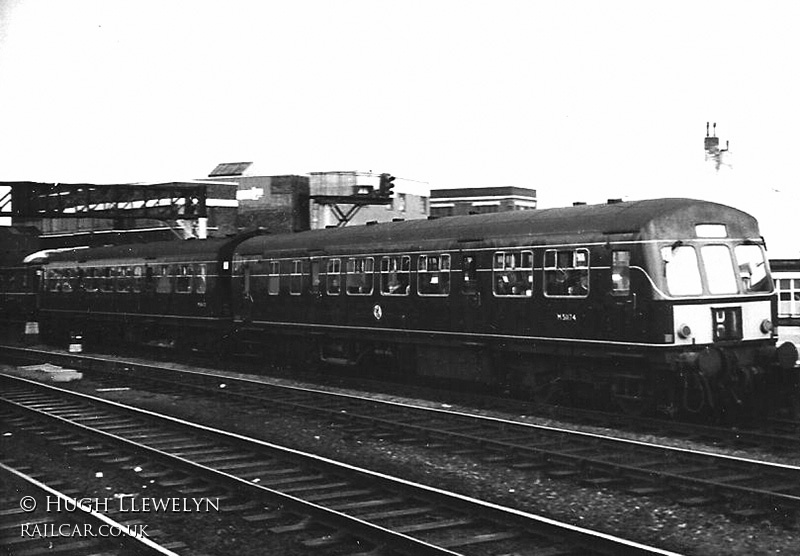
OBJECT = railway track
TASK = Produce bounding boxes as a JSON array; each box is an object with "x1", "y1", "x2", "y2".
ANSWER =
[
  {"x1": 5, "y1": 344, "x2": 800, "y2": 455},
  {"x1": 0, "y1": 373, "x2": 681, "y2": 556},
  {"x1": 1, "y1": 461, "x2": 183, "y2": 555},
  {"x1": 3, "y1": 348, "x2": 800, "y2": 525}
]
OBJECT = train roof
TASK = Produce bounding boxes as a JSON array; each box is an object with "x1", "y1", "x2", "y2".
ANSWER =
[
  {"x1": 37, "y1": 237, "x2": 234, "y2": 264},
  {"x1": 235, "y1": 198, "x2": 761, "y2": 256},
  {"x1": 34, "y1": 198, "x2": 762, "y2": 265}
]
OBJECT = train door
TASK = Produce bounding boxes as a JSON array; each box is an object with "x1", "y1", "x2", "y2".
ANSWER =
[
  {"x1": 321, "y1": 257, "x2": 345, "y2": 326},
  {"x1": 306, "y1": 257, "x2": 322, "y2": 323},
  {"x1": 489, "y1": 249, "x2": 535, "y2": 335},
  {"x1": 604, "y1": 246, "x2": 638, "y2": 341},
  {"x1": 233, "y1": 260, "x2": 252, "y2": 322},
  {"x1": 457, "y1": 251, "x2": 483, "y2": 332}
]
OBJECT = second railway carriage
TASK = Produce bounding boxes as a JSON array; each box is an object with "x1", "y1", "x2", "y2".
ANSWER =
[
  {"x1": 35, "y1": 237, "x2": 242, "y2": 349},
  {"x1": 230, "y1": 198, "x2": 796, "y2": 416}
]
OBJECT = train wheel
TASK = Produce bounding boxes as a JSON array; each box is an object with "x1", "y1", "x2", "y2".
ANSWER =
[
  {"x1": 614, "y1": 395, "x2": 649, "y2": 416},
  {"x1": 611, "y1": 374, "x2": 652, "y2": 416}
]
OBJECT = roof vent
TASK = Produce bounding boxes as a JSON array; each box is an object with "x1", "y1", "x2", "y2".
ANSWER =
[{"x1": 607, "y1": 198, "x2": 623, "y2": 204}]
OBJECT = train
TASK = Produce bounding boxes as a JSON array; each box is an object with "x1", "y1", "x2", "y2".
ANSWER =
[{"x1": 2, "y1": 197, "x2": 797, "y2": 418}]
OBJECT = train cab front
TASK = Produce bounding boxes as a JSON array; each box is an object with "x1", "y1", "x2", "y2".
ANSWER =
[{"x1": 650, "y1": 230, "x2": 798, "y2": 418}]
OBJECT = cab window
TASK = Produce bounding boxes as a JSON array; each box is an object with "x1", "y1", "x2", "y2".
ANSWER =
[
  {"x1": 701, "y1": 245, "x2": 737, "y2": 295},
  {"x1": 734, "y1": 244, "x2": 772, "y2": 293},
  {"x1": 661, "y1": 245, "x2": 702, "y2": 296}
]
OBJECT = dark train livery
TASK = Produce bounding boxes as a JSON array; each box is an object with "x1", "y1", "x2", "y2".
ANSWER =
[{"x1": 9, "y1": 198, "x2": 799, "y2": 417}]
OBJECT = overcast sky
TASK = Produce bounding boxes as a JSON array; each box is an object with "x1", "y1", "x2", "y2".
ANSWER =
[{"x1": 1, "y1": 1, "x2": 798, "y2": 256}]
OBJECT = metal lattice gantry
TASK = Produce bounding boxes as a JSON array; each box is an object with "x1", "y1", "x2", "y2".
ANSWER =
[{"x1": 4, "y1": 182, "x2": 208, "y2": 220}]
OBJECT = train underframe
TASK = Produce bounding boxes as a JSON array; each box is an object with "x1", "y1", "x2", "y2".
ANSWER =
[
  {"x1": 37, "y1": 311, "x2": 799, "y2": 420},
  {"x1": 233, "y1": 326, "x2": 799, "y2": 420}
]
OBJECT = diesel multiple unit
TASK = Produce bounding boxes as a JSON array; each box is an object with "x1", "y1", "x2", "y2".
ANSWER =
[{"x1": 5, "y1": 198, "x2": 797, "y2": 417}]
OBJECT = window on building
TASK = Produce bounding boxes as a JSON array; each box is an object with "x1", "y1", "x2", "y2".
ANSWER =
[
  {"x1": 418, "y1": 254, "x2": 450, "y2": 296},
  {"x1": 471, "y1": 204, "x2": 498, "y2": 214},
  {"x1": 778, "y1": 278, "x2": 800, "y2": 317},
  {"x1": 544, "y1": 249, "x2": 589, "y2": 297},
  {"x1": 430, "y1": 206, "x2": 454, "y2": 218},
  {"x1": 380, "y1": 255, "x2": 411, "y2": 295},
  {"x1": 493, "y1": 251, "x2": 533, "y2": 296}
]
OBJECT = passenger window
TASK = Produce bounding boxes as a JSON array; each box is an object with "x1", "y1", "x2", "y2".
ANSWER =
[
  {"x1": 48, "y1": 269, "x2": 60, "y2": 292},
  {"x1": 62, "y1": 268, "x2": 74, "y2": 293},
  {"x1": 176, "y1": 264, "x2": 192, "y2": 293},
  {"x1": 156, "y1": 265, "x2": 172, "y2": 293},
  {"x1": 310, "y1": 259, "x2": 321, "y2": 294},
  {"x1": 144, "y1": 266, "x2": 155, "y2": 293},
  {"x1": 117, "y1": 267, "x2": 131, "y2": 293},
  {"x1": 290, "y1": 260, "x2": 304, "y2": 295},
  {"x1": 381, "y1": 255, "x2": 411, "y2": 295},
  {"x1": 85, "y1": 268, "x2": 97, "y2": 292},
  {"x1": 133, "y1": 266, "x2": 143, "y2": 293},
  {"x1": 100, "y1": 268, "x2": 114, "y2": 292},
  {"x1": 461, "y1": 255, "x2": 478, "y2": 295},
  {"x1": 346, "y1": 257, "x2": 374, "y2": 295},
  {"x1": 611, "y1": 251, "x2": 630, "y2": 296},
  {"x1": 493, "y1": 251, "x2": 532, "y2": 296},
  {"x1": 194, "y1": 264, "x2": 207, "y2": 294},
  {"x1": 326, "y1": 259, "x2": 341, "y2": 295},
  {"x1": 418, "y1": 254, "x2": 451, "y2": 296},
  {"x1": 544, "y1": 249, "x2": 589, "y2": 297},
  {"x1": 268, "y1": 260, "x2": 280, "y2": 295}
]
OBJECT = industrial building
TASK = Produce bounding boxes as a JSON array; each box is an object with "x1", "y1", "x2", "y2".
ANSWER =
[{"x1": 429, "y1": 186, "x2": 537, "y2": 218}]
